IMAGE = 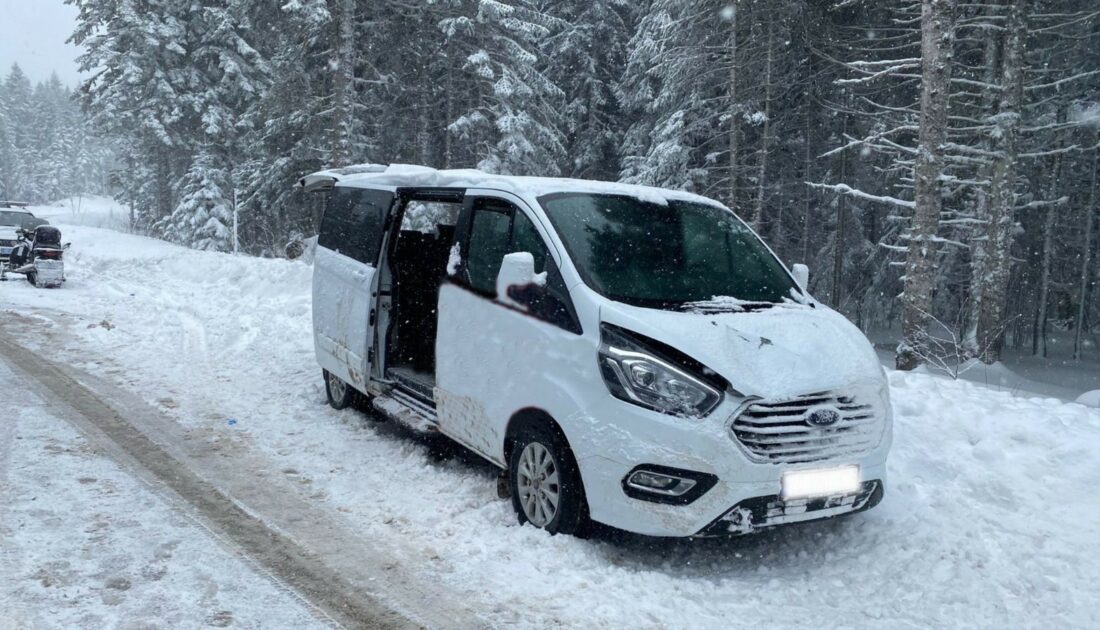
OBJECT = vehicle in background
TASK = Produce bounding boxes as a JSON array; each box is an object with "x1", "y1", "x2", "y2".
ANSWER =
[
  {"x1": 300, "y1": 164, "x2": 892, "y2": 538},
  {"x1": 0, "y1": 202, "x2": 50, "y2": 264},
  {"x1": 1, "y1": 225, "x2": 68, "y2": 288}
]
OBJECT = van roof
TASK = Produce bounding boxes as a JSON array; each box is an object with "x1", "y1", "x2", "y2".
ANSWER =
[{"x1": 298, "y1": 164, "x2": 725, "y2": 208}]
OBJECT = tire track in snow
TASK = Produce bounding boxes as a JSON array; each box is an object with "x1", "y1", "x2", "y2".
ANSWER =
[
  {"x1": 0, "y1": 328, "x2": 483, "y2": 629},
  {"x1": 0, "y1": 383, "x2": 35, "y2": 629}
]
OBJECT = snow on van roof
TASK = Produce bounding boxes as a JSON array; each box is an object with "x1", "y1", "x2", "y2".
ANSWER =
[{"x1": 299, "y1": 164, "x2": 726, "y2": 208}]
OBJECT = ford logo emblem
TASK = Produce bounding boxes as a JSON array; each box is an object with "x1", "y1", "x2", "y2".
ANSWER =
[{"x1": 806, "y1": 408, "x2": 841, "y2": 427}]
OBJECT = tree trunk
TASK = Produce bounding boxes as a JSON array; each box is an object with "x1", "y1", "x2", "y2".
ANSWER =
[
  {"x1": 727, "y1": 1, "x2": 740, "y2": 211},
  {"x1": 1033, "y1": 194, "x2": 1057, "y2": 357},
  {"x1": 443, "y1": 71, "x2": 455, "y2": 168},
  {"x1": 831, "y1": 113, "x2": 849, "y2": 309},
  {"x1": 973, "y1": 0, "x2": 1026, "y2": 364},
  {"x1": 1074, "y1": 148, "x2": 1099, "y2": 360},
  {"x1": 751, "y1": 9, "x2": 775, "y2": 235},
  {"x1": 897, "y1": 0, "x2": 958, "y2": 371},
  {"x1": 801, "y1": 93, "x2": 814, "y2": 266},
  {"x1": 1033, "y1": 108, "x2": 1066, "y2": 357},
  {"x1": 964, "y1": 6, "x2": 1002, "y2": 357}
]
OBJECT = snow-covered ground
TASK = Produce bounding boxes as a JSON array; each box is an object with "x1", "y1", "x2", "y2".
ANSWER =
[
  {"x1": 868, "y1": 327, "x2": 1100, "y2": 404},
  {"x1": 2, "y1": 202, "x2": 1100, "y2": 628},
  {"x1": 0, "y1": 361, "x2": 327, "y2": 630}
]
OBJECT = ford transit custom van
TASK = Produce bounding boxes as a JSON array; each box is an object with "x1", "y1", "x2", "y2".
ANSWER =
[{"x1": 300, "y1": 164, "x2": 892, "y2": 537}]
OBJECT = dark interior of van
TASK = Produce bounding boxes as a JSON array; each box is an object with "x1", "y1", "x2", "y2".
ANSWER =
[{"x1": 385, "y1": 200, "x2": 460, "y2": 400}]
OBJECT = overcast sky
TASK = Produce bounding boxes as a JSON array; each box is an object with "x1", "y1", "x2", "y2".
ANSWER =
[{"x1": 0, "y1": 0, "x2": 84, "y2": 87}]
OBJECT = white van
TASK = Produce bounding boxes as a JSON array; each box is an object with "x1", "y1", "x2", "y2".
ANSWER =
[{"x1": 300, "y1": 164, "x2": 891, "y2": 538}]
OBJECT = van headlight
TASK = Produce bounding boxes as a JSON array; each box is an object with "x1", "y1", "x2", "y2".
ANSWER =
[{"x1": 598, "y1": 324, "x2": 723, "y2": 418}]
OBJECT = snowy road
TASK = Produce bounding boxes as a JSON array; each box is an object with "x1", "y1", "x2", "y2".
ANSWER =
[
  {"x1": 2, "y1": 206, "x2": 1100, "y2": 628},
  {"x1": 0, "y1": 357, "x2": 329, "y2": 629},
  {"x1": 0, "y1": 331, "x2": 444, "y2": 629}
]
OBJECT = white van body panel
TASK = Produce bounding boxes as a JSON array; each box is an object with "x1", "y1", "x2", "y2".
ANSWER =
[
  {"x1": 435, "y1": 188, "x2": 573, "y2": 463},
  {"x1": 434, "y1": 283, "x2": 598, "y2": 465},
  {"x1": 311, "y1": 182, "x2": 397, "y2": 393},
  {"x1": 312, "y1": 246, "x2": 376, "y2": 391}
]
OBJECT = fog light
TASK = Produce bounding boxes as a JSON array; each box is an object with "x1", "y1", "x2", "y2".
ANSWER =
[
  {"x1": 627, "y1": 470, "x2": 697, "y2": 496},
  {"x1": 621, "y1": 465, "x2": 719, "y2": 505}
]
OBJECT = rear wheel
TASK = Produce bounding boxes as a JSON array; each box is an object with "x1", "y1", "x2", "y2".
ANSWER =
[
  {"x1": 323, "y1": 369, "x2": 356, "y2": 410},
  {"x1": 508, "y1": 424, "x2": 589, "y2": 536}
]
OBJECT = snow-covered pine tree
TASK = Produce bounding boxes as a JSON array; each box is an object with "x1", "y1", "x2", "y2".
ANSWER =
[
  {"x1": 164, "y1": 151, "x2": 234, "y2": 251},
  {"x1": 618, "y1": 0, "x2": 809, "y2": 247},
  {"x1": 2, "y1": 64, "x2": 40, "y2": 201},
  {"x1": 539, "y1": 0, "x2": 629, "y2": 180},
  {"x1": 449, "y1": 1, "x2": 566, "y2": 176}
]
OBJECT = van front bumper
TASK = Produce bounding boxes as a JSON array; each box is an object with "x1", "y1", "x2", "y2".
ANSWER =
[
  {"x1": 693, "y1": 479, "x2": 883, "y2": 537},
  {"x1": 570, "y1": 395, "x2": 892, "y2": 538}
]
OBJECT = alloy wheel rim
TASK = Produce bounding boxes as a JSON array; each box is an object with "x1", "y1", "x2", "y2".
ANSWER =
[
  {"x1": 328, "y1": 373, "x2": 347, "y2": 402},
  {"x1": 516, "y1": 442, "x2": 560, "y2": 527}
]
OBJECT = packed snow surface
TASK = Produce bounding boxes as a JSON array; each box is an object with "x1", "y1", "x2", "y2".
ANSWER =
[
  {"x1": 0, "y1": 361, "x2": 325, "y2": 629},
  {"x1": 2, "y1": 209, "x2": 1099, "y2": 628}
]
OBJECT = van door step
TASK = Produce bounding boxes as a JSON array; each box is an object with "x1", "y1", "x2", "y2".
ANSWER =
[
  {"x1": 372, "y1": 392, "x2": 439, "y2": 434},
  {"x1": 388, "y1": 367, "x2": 436, "y2": 401}
]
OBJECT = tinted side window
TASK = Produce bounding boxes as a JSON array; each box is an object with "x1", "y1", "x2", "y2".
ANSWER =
[
  {"x1": 318, "y1": 187, "x2": 393, "y2": 264},
  {"x1": 461, "y1": 201, "x2": 581, "y2": 334},
  {"x1": 510, "y1": 212, "x2": 550, "y2": 275},
  {"x1": 510, "y1": 214, "x2": 580, "y2": 334},
  {"x1": 466, "y1": 208, "x2": 512, "y2": 294}
]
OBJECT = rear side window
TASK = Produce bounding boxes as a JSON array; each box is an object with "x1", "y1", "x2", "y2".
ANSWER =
[{"x1": 318, "y1": 187, "x2": 393, "y2": 264}]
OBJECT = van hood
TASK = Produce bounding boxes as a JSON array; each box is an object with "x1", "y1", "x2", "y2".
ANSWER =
[{"x1": 599, "y1": 301, "x2": 883, "y2": 400}]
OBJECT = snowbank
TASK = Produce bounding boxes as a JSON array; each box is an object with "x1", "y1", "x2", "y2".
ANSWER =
[
  {"x1": 29, "y1": 196, "x2": 130, "y2": 231},
  {"x1": 2, "y1": 222, "x2": 1099, "y2": 628},
  {"x1": 1076, "y1": 390, "x2": 1100, "y2": 408}
]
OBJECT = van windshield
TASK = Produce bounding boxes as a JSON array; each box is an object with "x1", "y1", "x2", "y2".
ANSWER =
[{"x1": 538, "y1": 193, "x2": 797, "y2": 309}]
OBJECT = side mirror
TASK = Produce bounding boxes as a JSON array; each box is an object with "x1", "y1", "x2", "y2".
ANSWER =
[
  {"x1": 496, "y1": 252, "x2": 546, "y2": 309},
  {"x1": 791, "y1": 263, "x2": 809, "y2": 291}
]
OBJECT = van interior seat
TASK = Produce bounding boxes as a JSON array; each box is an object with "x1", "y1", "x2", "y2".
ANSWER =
[{"x1": 390, "y1": 224, "x2": 456, "y2": 375}]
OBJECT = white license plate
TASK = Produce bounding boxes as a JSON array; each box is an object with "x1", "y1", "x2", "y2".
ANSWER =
[{"x1": 781, "y1": 466, "x2": 860, "y2": 500}]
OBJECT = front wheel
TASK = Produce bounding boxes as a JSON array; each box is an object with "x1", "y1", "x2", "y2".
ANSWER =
[
  {"x1": 508, "y1": 424, "x2": 589, "y2": 536},
  {"x1": 323, "y1": 369, "x2": 356, "y2": 410}
]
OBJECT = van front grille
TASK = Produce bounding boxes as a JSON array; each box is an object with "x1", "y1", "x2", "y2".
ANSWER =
[{"x1": 730, "y1": 391, "x2": 884, "y2": 464}]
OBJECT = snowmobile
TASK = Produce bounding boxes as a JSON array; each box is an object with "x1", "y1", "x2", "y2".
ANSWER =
[{"x1": 0, "y1": 225, "x2": 68, "y2": 288}]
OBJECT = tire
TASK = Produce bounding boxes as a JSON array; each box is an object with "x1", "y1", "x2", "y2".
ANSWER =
[
  {"x1": 323, "y1": 369, "x2": 356, "y2": 410},
  {"x1": 508, "y1": 423, "x2": 589, "y2": 536}
]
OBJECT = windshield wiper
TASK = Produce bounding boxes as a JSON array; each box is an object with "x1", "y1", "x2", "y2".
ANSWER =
[{"x1": 679, "y1": 299, "x2": 777, "y2": 314}]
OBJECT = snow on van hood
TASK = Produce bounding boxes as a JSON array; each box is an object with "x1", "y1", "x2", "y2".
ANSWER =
[{"x1": 599, "y1": 301, "x2": 883, "y2": 400}]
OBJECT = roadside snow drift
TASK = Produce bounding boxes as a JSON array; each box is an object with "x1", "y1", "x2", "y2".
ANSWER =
[{"x1": 2, "y1": 218, "x2": 1099, "y2": 628}]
